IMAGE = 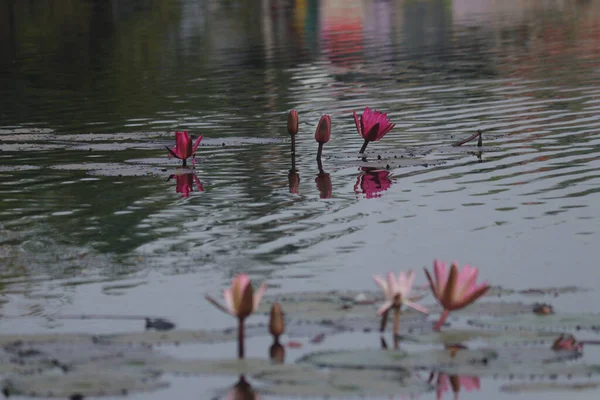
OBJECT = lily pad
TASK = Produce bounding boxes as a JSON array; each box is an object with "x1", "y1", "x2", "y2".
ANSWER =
[
  {"x1": 1, "y1": 366, "x2": 167, "y2": 397},
  {"x1": 501, "y1": 381, "x2": 600, "y2": 393},
  {"x1": 298, "y1": 348, "x2": 496, "y2": 371},
  {"x1": 432, "y1": 145, "x2": 501, "y2": 154},
  {"x1": 199, "y1": 137, "x2": 286, "y2": 146},
  {"x1": 50, "y1": 163, "x2": 167, "y2": 177},
  {"x1": 468, "y1": 314, "x2": 600, "y2": 333},
  {"x1": 399, "y1": 329, "x2": 563, "y2": 346}
]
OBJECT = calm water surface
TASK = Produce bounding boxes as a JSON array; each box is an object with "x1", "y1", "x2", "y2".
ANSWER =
[{"x1": 1, "y1": 0, "x2": 600, "y2": 398}]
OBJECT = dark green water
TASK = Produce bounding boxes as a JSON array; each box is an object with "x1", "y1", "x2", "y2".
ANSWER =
[{"x1": 1, "y1": 0, "x2": 600, "y2": 398}]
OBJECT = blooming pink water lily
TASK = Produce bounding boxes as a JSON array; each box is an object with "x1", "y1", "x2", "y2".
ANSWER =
[
  {"x1": 206, "y1": 274, "x2": 268, "y2": 358},
  {"x1": 424, "y1": 260, "x2": 489, "y2": 330},
  {"x1": 373, "y1": 271, "x2": 428, "y2": 315},
  {"x1": 354, "y1": 107, "x2": 395, "y2": 154},
  {"x1": 373, "y1": 270, "x2": 428, "y2": 335},
  {"x1": 436, "y1": 373, "x2": 480, "y2": 400},
  {"x1": 166, "y1": 131, "x2": 203, "y2": 167}
]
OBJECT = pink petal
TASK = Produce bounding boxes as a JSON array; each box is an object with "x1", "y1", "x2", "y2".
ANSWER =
[
  {"x1": 223, "y1": 288, "x2": 235, "y2": 315},
  {"x1": 353, "y1": 112, "x2": 362, "y2": 135},
  {"x1": 252, "y1": 282, "x2": 268, "y2": 311},
  {"x1": 387, "y1": 271, "x2": 400, "y2": 295},
  {"x1": 404, "y1": 299, "x2": 429, "y2": 314},
  {"x1": 403, "y1": 270, "x2": 415, "y2": 296},
  {"x1": 433, "y1": 260, "x2": 448, "y2": 294},
  {"x1": 373, "y1": 275, "x2": 390, "y2": 298},
  {"x1": 460, "y1": 376, "x2": 480, "y2": 391},
  {"x1": 192, "y1": 135, "x2": 203, "y2": 154},
  {"x1": 376, "y1": 300, "x2": 394, "y2": 315}
]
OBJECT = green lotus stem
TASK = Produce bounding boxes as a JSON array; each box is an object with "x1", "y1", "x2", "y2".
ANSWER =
[
  {"x1": 359, "y1": 139, "x2": 369, "y2": 155},
  {"x1": 291, "y1": 136, "x2": 296, "y2": 154},
  {"x1": 393, "y1": 306, "x2": 401, "y2": 336},
  {"x1": 379, "y1": 309, "x2": 389, "y2": 333},
  {"x1": 316, "y1": 142, "x2": 324, "y2": 161},
  {"x1": 182, "y1": 159, "x2": 187, "y2": 167},
  {"x1": 477, "y1": 131, "x2": 483, "y2": 147},
  {"x1": 238, "y1": 318, "x2": 245, "y2": 359},
  {"x1": 434, "y1": 309, "x2": 450, "y2": 331}
]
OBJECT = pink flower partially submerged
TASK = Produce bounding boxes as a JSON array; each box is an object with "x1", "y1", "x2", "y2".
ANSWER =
[
  {"x1": 166, "y1": 131, "x2": 203, "y2": 167},
  {"x1": 424, "y1": 260, "x2": 489, "y2": 330},
  {"x1": 206, "y1": 274, "x2": 268, "y2": 320},
  {"x1": 354, "y1": 107, "x2": 395, "y2": 154},
  {"x1": 373, "y1": 271, "x2": 428, "y2": 315}
]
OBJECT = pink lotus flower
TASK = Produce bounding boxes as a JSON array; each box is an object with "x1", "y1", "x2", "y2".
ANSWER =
[
  {"x1": 424, "y1": 260, "x2": 490, "y2": 330},
  {"x1": 206, "y1": 274, "x2": 267, "y2": 320},
  {"x1": 354, "y1": 168, "x2": 392, "y2": 198},
  {"x1": 373, "y1": 271, "x2": 428, "y2": 335},
  {"x1": 354, "y1": 107, "x2": 395, "y2": 154},
  {"x1": 206, "y1": 274, "x2": 267, "y2": 358},
  {"x1": 436, "y1": 373, "x2": 480, "y2": 400},
  {"x1": 169, "y1": 169, "x2": 203, "y2": 197},
  {"x1": 166, "y1": 131, "x2": 203, "y2": 167}
]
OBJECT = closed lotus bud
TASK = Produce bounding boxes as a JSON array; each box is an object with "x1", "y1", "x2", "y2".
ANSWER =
[
  {"x1": 269, "y1": 303, "x2": 285, "y2": 339},
  {"x1": 314, "y1": 115, "x2": 331, "y2": 144},
  {"x1": 287, "y1": 110, "x2": 299, "y2": 136}
]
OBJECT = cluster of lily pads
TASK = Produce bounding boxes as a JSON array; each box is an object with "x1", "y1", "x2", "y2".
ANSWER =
[{"x1": 0, "y1": 258, "x2": 596, "y2": 398}]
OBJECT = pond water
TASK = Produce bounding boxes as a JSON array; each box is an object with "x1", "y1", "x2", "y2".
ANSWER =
[{"x1": 1, "y1": 0, "x2": 600, "y2": 398}]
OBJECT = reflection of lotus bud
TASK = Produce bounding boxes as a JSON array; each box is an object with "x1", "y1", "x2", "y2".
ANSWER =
[
  {"x1": 288, "y1": 170, "x2": 299, "y2": 194},
  {"x1": 314, "y1": 114, "x2": 331, "y2": 144},
  {"x1": 227, "y1": 376, "x2": 261, "y2": 400},
  {"x1": 269, "y1": 341, "x2": 285, "y2": 364},
  {"x1": 269, "y1": 303, "x2": 285, "y2": 339},
  {"x1": 287, "y1": 110, "x2": 299, "y2": 136},
  {"x1": 315, "y1": 172, "x2": 332, "y2": 199}
]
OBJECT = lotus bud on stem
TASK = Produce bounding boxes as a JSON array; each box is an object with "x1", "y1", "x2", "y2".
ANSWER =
[
  {"x1": 314, "y1": 115, "x2": 331, "y2": 161},
  {"x1": 288, "y1": 110, "x2": 299, "y2": 154},
  {"x1": 205, "y1": 274, "x2": 267, "y2": 359}
]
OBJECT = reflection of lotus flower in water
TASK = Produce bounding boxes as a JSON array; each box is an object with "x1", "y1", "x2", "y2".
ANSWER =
[
  {"x1": 166, "y1": 131, "x2": 203, "y2": 167},
  {"x1": 226, "y1": 376, "x2": 262, "y2": 400},
  {"x1": 436, "y1": 373, "x2": 480, "y2": 400},
  {"x1": 315, "y1": 170, "x2": 332, "y2": 199},
  {"x1": 168, "y1": 169, "x2": 203, "y2": 198},
  {"x1": 354, "y1": 168, "x2": 392, "y2": 198},
  {"x1": 424, "y1": 260, "x2": 490, "y2": 331},
  {"x1": 354, "y1": 107, "x2": 395, "y2": 154},
  {"x1": 288, "y1": 169, "x2": 300, "y2": 194}
]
